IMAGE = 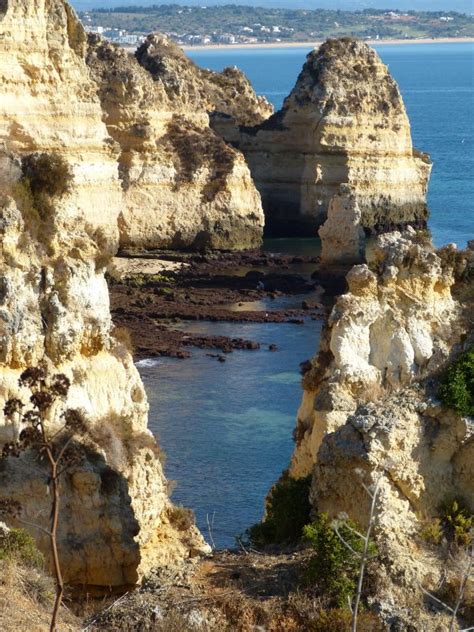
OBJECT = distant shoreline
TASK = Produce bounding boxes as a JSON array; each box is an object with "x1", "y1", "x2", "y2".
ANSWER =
[{"x1": 181, "y1": 37, "x2": 474, "y2": 52}]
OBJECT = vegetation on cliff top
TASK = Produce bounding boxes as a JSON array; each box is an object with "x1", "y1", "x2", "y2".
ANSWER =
[{"x1": 247, "y1": 474, "x2": 311, "y2": 547}]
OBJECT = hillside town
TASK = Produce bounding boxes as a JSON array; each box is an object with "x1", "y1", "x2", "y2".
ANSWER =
[{"x1": 78, "y1": 6, "x2": 472, "y2": 47}]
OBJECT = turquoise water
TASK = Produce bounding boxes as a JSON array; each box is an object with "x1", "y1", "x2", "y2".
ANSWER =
[
  {"x1": 141, "y1": 44, "x2": 473, "y2": 548},
  {"x1": 189, "y1": 43, "x2": 474, "y2": 248},
  {"x1": 141, "y1": 318, "x2": 322, "y2": 548}
]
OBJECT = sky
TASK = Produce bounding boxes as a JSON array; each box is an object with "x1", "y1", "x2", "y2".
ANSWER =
[{"x1": 71, "y1": 1, "x2": 473, "y2": 14}]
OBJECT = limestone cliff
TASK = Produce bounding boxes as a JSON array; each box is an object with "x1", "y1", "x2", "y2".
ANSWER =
[
  {"x1": 289, "y1": 230, "x2": 473, "y2": 625},
  {"x1": 0, "y1": 0, "x2": 208, "y2": 588},
  {"x1": 226, "y1": 39, "x2": 431, "y2": 237},
  {"x1": 86, "y1": 35, "x2": 265, "y2": 251},
  {"x1": 136, "y1": 33, "x2": 273, "y2": 127}
]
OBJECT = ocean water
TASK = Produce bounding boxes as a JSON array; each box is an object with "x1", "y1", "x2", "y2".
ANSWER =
[
  {"x1": 141, "y1": 318, "x2": 322, "y2": 548},
  {"x1": 141, "y1": 44, "x2": 473, "y2": 548},
  {"x1": 188, "y1": 42, "x2": 474, "y2": 248}
]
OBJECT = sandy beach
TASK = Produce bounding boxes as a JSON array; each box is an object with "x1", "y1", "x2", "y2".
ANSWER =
[{"x1": 181, "y1": 37, "x2": 474, "y2": 52}]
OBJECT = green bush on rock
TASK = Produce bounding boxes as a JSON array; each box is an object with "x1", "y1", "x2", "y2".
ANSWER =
[
  {"x1": 0, "y1": 527, "x2": 44, "y2": 568},
  {"x1": 248, "y1": 475, "x2": 311, "y2": 547},
  {"x1": 438, "y1": 345, "x2": 474, "y2": 416},
  {"x1": 304, "y1": 514, "x2": 376, "y2": 609}
]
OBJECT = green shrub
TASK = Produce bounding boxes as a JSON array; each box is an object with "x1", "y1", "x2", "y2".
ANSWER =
[
  {"x1": 248, "y1": 475, "x2": 311, "y2": 547},
  {"x1": 304, "y1": 514, "x2": 376, "y2": 609},
  {"x1": 441, "y1": 499, "x2": 473, "y2": 547},
  {"x1": 0, "y1": 527, "x2": 44, "y2": 568},
  {"x1": 438, "y1": 345, "x2": 474, "y2": 416},
  {"x1": 21, "y1": 153, "x2": 72, "y2": 198},
  {"x1": 420, "y1": 517, "x2": 443, "y2": 545}
]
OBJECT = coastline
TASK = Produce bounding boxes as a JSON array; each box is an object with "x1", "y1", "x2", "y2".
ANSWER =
[{"x1": 181, "y1": 37, "x2": 474, "y2": 52}]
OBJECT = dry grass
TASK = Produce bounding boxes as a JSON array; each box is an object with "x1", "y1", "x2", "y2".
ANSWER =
[{"x1": 0, "y1": 559, "x2": 79, "y2": 631}]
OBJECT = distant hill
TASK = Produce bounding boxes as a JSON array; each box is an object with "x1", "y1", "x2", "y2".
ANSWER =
[
  {"x1": 71, "y1": 1, "x2": 473, "y2": 15},
  {"x1": 78, "y1": 4, "x2": 474, "y2": 47}
]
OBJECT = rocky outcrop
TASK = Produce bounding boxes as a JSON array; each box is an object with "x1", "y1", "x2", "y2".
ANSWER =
[
  {"x1": 0, "y1": 0, "x2": 122, "y2": 246},
  {"x1": 0, "y1": 1, "x2": 208, "y2": 588},
  {"x1": 319, "y1": 186, "x2": 364, "y2": 265},
  {"x1": 86, "y1": 35, "x2": 265, "y2": 251},
  {"x1": 226, "y1": 39, "x2": 431, "y2": 237},
  {"x1": 288, "y1": 230, "x2": 473, "y2": 626},
  {"x1": 136, "y1": 33, "x2": 273, "y2": 127},
  {"x1": 291, "y1": 229, "x2": 464, "y2": 477}
]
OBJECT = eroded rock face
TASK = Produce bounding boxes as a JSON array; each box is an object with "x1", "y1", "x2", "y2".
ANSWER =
[
  {"x1": 319, "y1": 186, "x2": 365, "y2": 265},
  {"x1": 0, "y1": 0, "x2": 122, "y2": 246},
  {"x1": 87, "y1": 35, "x2": 265, "y2": 251},
  {"x1": 0, "y1": 1, "x2": 208, "y2": 588},
  {"x1": 291, "y1": 230, "x2": 462, "y2": 477},
  {"x1": 229, "y1": 39, "x2": 431, "y2": 237},
  {"x1": 136, "y1": 33, "x2": 273, "y2": 127},
  {"x1": 288, "y1": 231, "x2": 473, "y2": 626}
]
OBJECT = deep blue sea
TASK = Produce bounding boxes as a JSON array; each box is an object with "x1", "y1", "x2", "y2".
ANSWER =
[
  {"x1": 142, "y1": 44, "x2": 474, "y2": 549},
  {"x1": 188, "y1": 42, "x2": 474, "y2": 249}
]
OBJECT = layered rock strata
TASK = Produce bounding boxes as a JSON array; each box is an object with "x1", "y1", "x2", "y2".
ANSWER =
[
  {"x1": 0, "y1": 0, "x2": 208, "y2": 587},
  {"x1": 288, "y1": 230, "x2": 473, "y2": 625},
  {"x1": 86, "y1": 34, "x2": 266, "y2": 251},
  {"x1": 227, "y1": 39, "x2": 431, "y2": 237}
]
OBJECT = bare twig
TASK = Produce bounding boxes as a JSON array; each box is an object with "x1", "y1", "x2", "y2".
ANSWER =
[
  {"x1": 236, "y1": 536, "x2": 250, "y2": 555},
  {"x1": 450, "y1": 545, "x2": 474, "y2": 632},
  {"x1": 351, "y1": 474, "x2": 382, "y2": 632},
  {"x1": 420, "y1": 585, "x2": 455, "y2": 614},
  {"x1": 206, "y1": 512, "x2": 216, "y2": 551}
]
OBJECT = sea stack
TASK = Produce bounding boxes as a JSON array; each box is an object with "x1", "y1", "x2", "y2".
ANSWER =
[{"x1": 225, "y1": 38, "x2": 432, "y2": 237}]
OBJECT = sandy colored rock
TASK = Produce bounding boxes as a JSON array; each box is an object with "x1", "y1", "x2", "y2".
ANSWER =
[
  {"x1": 86, "y1": 35, "x2": 265, "y2": 251},
  {"x1": 136, "y1": 33, "x2": 273, "y2": 127},
  {"x1": 319, "y1": 186, "x2": 365, "y2": 264},
  {"x1": 0, "y1": 1, "x2": 209, "y2": 589},
  {"x1": 286, "y1": 229, "x2": 473, "y2": 627},
  {"x1": 227, "y1": 38, "x2": 431, "y2": 237},
  {"x1": 0, "y1": 0, "x2": 122, "y2": 247}
]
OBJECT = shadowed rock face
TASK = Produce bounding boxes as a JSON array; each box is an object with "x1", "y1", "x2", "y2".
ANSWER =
[{"x1": 221, "y1": 38, "x2": 431, "y2": 238}]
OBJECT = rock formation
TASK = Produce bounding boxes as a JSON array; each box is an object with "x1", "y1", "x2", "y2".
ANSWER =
[
  {"x1": 288, "y1": 230, "x2": 473, "y2": 626},
  {"x1": 319, "y1": 186, "x2": 365, "y2": 265},
  {"x1": 0, "y1": 0, "x2": 208, "y2": 588},
  {"x1": 86, "y1": 34, "x2": 266, "y2": 251},
  {"x1": 225, "y1": 39, "x2": 432, "y2": 238},
  {"x1": 136, "y1": 33, "x2": 273, "y2": 128}
]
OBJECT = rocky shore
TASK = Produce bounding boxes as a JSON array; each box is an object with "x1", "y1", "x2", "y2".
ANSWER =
[{"x1": 109, "y1": 249, "x2": 327, "y2": 359}]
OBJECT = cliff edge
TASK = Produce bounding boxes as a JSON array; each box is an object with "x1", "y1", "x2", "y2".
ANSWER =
[{"x1": 0, "y1": 0, "x2": 208, "y2": 588}]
